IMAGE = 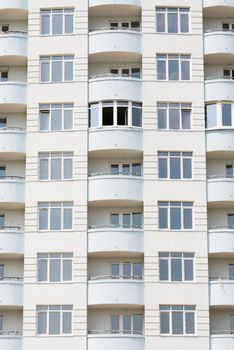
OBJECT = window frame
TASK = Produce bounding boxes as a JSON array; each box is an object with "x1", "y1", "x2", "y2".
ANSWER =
[
  {"x1": 110, "y1": 313, "x2": 143, "y2": 334},
  {"x1": 110, "y1": 211, "x2": 143, "y2": 229},
  {"x1": 39, "y1": 152, "x2": 74, "y2": 181},
  {"x1": 37, "y1": 305, "x2": 73, "y2": 336},
  {"x1": 159, "y1": 252, "x2": 195, "y2": 282},
  {"x1": 40, "y1": 8, "x2": 74, "y2": 36},
  {"x1": 205, "y1": 102, "x2": 234, "y2": 129},
  {"x1": 38, "y1": 201, "x2": 73, "y2": 232},
  {"x1": 157, "y1": 102, "x2": 192, "y2": 130},
  {"x1": 157, "y1": 54, "x2": 191, "y2": 81},
  {"x1": 40, "y1": 55, "x2": 74, "y2": 83},
  {"x1": 160, "y1": 305, "x2": 196, "y2": 335},
  {"x1": 158, "y1": 201, "x2": 193, "y2": 230},
  {"x1": 37, "y1": 253, "x2": 73, "y2": 283},
  {"x1": 156, "y1": 7, "x2": 190, "y2": 34},
  {"x1": 158, "y1": 151, "x2": 193, "y2": 179},
  {"x1": 39, "y1": 103, "x2": 74, "y2": 132}
]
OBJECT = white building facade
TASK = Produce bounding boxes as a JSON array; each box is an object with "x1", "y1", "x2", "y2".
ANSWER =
[{"x1": 0, "y1": 0, "x2": 233, "y2": 349}]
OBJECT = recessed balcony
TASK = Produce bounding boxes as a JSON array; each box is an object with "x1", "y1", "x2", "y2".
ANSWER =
[
  {"x1": 208, "y1": 227, "x2": 234, "y2": 256},
  {"x1": 88, "y1": 226, "x2": 143, "y2": 256},
  {"x1": 89, "y1": 75, "x2": 141, "y2": 102},
  {"x1": 0, "y1": 177, "x2": 25, "y2": 208},
  {"x1": 0, "y1": 227, "x2": 24, "y2": 256},
  {"x1": 0, "y1": 278, "x2": 23, "y2": 307},
  {"x1": 210, "y1": 278, "x2": 234, "y2": 307},
  {"x1": 206, "y1": 129, "x2": 234, "y2": 156},
  {"x1": 89, "y1": 28, "x2": 141, "y2": 61},
  {"x1": 0, "y1": 332, "x2": 22, "y2": 350},
  {"x1": 88, "y1": 333, "x2": 144, "y2": 350},
  {"x1": 211, "y1": 333, "x2": 234, "y2": 350},
  {"x1": 0, "y1": 128, "x2": 26, "y2": 159},
  {"x1": 0, "y1": 32, "x2": 27, "y2": 65},
  {"x1": 204, "y1": 30, "x2": 234, "y2": 63},
  {"x1": 207, "y1": 177, "x2": 234, "y2": 206},
  {"x1": 88, "y1": 174, "x2": 143, "y2": 204},
  {"x1": 205, "y1": 78, "x2": 234, "y2": 102},
  {"x1": 88, "y1": 277, "x2": 144, "y2": 306},
  {"x1": 0, "y1": 82, "x2": 27, "y2": 111},
  {"x1": 203, "y1": 1, "x2": 234, "y2": 17}
]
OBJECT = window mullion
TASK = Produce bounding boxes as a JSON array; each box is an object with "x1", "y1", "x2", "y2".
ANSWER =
[{"x1": 114, "y1": 101, "x2": 117, "y2": 126}]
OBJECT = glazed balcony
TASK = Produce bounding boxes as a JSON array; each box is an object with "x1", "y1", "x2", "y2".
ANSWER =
[
  {"x1": 0, "y1": 82, "x2": 27, "y2": 109},
  {"x1": 89, "y1": 74, "x2": 141, "y2": 102},
  {"x1": 88, "y1": 333, "x2": 144, "y2": 350},
  {"x1": 0, "y1": 177, "x2": 25, "y2": 208},
  {"x1": 0, "y1": 128, "x2": 26, "y2": 159},
  {"x1": 0, "y1": 32, "x2": 27, "y2": 65},
  {"x1": 211, "y1": 332, "x2": 234, "y2": 350},
  {"x1": 205, "y1": 77, "x2": 234, "y2": 102},
  {"x1": 0, "y1": 332, "x2": 22, "y2": 350},
  {"x1": 210, "y1": 278, "x2": 234, "y2": 306},
  {"x1": 88, "y1": 276, "x2": 144, "y2": 306},
  {"x1": 0, "y1": 278, "x2": 23, "y2": 307},
  {"x1": 88, "y1": 225, "x2": 143, "y2": 256},
  {"x1": 208, "y1": 227, "x2": 234, "y2": 256},
  {"x1": 0, "y1": 227, "x2": 24, "y2": 256},
  {"x1": 206, "y1": 129, "x2": 234, "y2": 156}
]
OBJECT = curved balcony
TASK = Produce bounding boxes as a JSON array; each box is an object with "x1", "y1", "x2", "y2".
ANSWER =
[
  {"x1": 88, "y1": 226, "x2": 143, "y2": 256},
  {"x1": 89, "y1": 75, "x2": 141, "y2": 102},
  {"x1": 0, "y1": 32, "x2": 27, "y2": 64},
  {"x1": 208, "y1": 227, "x2": 234, "y2": 256},
  {"x1": 0, "y1": 82, "x2": 26, "y2": 110},
  {"x1": 0, "y1": 227, "x2": 24, "y2": 256},
  {"x1": 0, "y1": 278, "x2": 23, "y2": 307},
  {"x1": 0, "y1": 333, "x2": 22, "y2": 350},
  {"x1": 0, "y1": 0, "x2": 27, "y2": 11},
  {"x1": 210, "y1": 278, "x2": 234, "y2": 306},
  {"x1": 88, "y1": 277, "x2": 143, "y2": 306},
  {"x1": 207, "y1": 176, "x2": 234, "y2": 206},
  {"x1": 89, "y1": 127, "x2": 143, "y2": 155},
  {"x1": 206, "y1": 129, "x2": 234, "y2": 156},
  {"x1": 204, "y1": 31, "x2": 234, "y2": 63},
  {"x1": 0, "y1": 177, "x2": 25, "y2": 208},
  {"x1": 88, "y1": 333, "x2": 144, "y2": 350},
  {"x1": 205, "y1": 78, "x2": 234, "y2": 102},
  {"x1": 88, "y1": 174, "x2": 143, "y2": 204},
  {"x1": 89, "y1": 28, "x2": 141, "y2": 60},
  {"x1": 203, "y1": 1, "x2": 234, "y2": 17},
  {"x1": 211, "y1": 333, "x2": 234, "y2": 350},
  {"x1": 0, "y1": 128, "x2": 26, "y2": 159}
]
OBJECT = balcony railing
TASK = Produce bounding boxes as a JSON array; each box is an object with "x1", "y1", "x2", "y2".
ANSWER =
[
  {"x1": 89, "y1": 275, "x2": 143, "y2": 281},
  {"x1": 205, "y1": 28, "x2": 234, "y2": 33},
  {"x1": 0, "y1": 31, "x2": 27, "y2": 36},
  {"x1": 0, "y1": 176, "x2": 24, "y2": 181},
  {"x1": 89, "y1": 27, "x2": 141, "y2": 33},
  {"x1": 0, "y1": 330, "x2": 22, "y2": 336},
  {"x1": 0, "y1": 277, "x2": 23, "y2": 281},
  {"x1": 211, "y1": 330, "x2": 234, "y2": 335},
  {"x1": 89, "y1": 224, "x2": 143, "y2": 229},
  {"x1": 206, "y1": 76, "x2": 234, "y2": 81},
  {"x1": 89, "y1": 73, "x2": 141, "y2": 80},
  {"x1": 0, "y1": 226, "x2": 22, "y2": 231},
  {"x1": 208, "y1": 175, "x2": 234, "y2": 179},
  {"x1": 88, "y1": 329, "x2": 143, "y2": 335},
  {"x1": 0, "y1": 127, "x2": 25, "y2": 132},
  {"x1": 89, "y1": 171, "x2": 142, "y2": 177},
  {"x1": 210, "y1": 276, "x2": 234, "y2": 281}
]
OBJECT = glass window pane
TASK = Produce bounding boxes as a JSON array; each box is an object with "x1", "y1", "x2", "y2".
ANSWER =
[
  {"x1": 169, "y1": 109, "x2": 180, "y2": 129},
  {"x1": 123, "y1": 263, "x2": 131, "y2": 277},
  {"x1": 0, "y1": 215, "x2": 4, "y2": 228},
  {"x1": 160, "y1": 312, "x2": 169, "y2": 334},
  {"x1": 222, "y1": 104, "x2": 232, "y2": 126},
  {"x1": 231, "y1": 315, "x2": 234, "y2": 330},
  {"x1": 158, "y1": 109, "x2": 167, "y2": 129},
  {"x1": 40, "y1": 159, "x2": 49, "y2": 180},
  {"x1": 180, "y1": 13, "x2": 189, "y2": 33},
  {"x1": 40, "y1": 111, "x2": 49, "y2": 130},
  {"x1": 183, "y1": 158, "x2": 192, "y2": 178},
  {"x1": 123, "y1": 214, "x2": 130, "y2": 227},
  {"x1": 64, "y1": 208, "x2": 72, "y2": 229},
  {"x1": 111, "y1": 315, "x2": 119, "y2": 333},
  {"x1": 41, "y1": 15, "x2": 50, "y2": 35},
  {"x1": 171, "y1": 258, "x2": 182, "y2": 281},
  {"x1": 111, "y1": 214, "x2": 119, "y2": 225},
  {"x1": 65, "y1": 61, "x2": 73, "y2": 81},
  {"x1": 39, "y1": 208, "x2": 48, "y2": 230},
  {"x1": 64, "y1": 159, "x2": 73, "y2": 179},
  {"x1": 159, "y1": 158, "x2": 167, "y2": 178},
  {"x1": 122, "y1": 164, "x2": 130, "y2": 175},
  {"x1": 157, "y1": 13, "x2": 165, "y2": 32},
  {"x1": 159, "y1": 259, "x2": 168, "y2": 280},
  {"x1": 184, "y1": 259, "x2": 193, "y2": 281},
  {"x1": 50, "y1": 259, "x2": 61, "y2": 282},
  {"x1": 103, "y1": 107, "x2": 113, "y2": 126},
  {"x1": 0, "y1": 315, "x2": 3, "y2": 331},
  {"x1": 89, "y1": 106, "x2": 99, "y2": 127},
  {"x1": 52, "y1": 14, "x2": 63, "y2": 35},
  {"x1": 183, "y1": 208, "x2": 192, "y2": 229},
  {"x1": 228, "y1": 214, "x2": 234, "y2": 228},
  {"x1": 117, "y1": 106, "x2": 128, "y2": 126},
  {"x1": 111, "y1": 264, "x2": 119, "y2": 276},
  {"x1": 64, "y1": 109, "x2": 73, "y2": 129},
  {"x1": 38, "y1": 259, "x2": 47, "y2": 281},
  {"x1": 132, "y1": 107, "x2": 142, "y2": 127},
  {"x1": 157, "y1": 60, "x2": 166, "y2": 80},
  {"x1": 133, "y1": 263, "x2": 143, "y2": 278},
  {"x1": 170, "y1": 208, "x2": 181, "y2": 229},
  {"x1": 206, "y1": 104, "x2": 217, "y2": 128},
  {"x1": 52, "y1": 61, "x2": 62, "y2": 82},
  {"x1": 111, "y1": 164, "x2": 119, "y2": 175},
  {"x1": 226, "y1": 165, "x2": 233, "y2": 177},
  {"x1": 123, "y1": 315, "x2": 131, "y2": 334},
  {"x1": 50, "y1": 208, "x2": 61, "y2": 230},
  {"x1": 133, "y1": 314, "x2": 143, "y2": 334},
  {"x1": 41, "y1": 62, "x2": 50, "y2": 82},
  {"x1": 169, "y1": 60, "x2": 179, "y2": 80},
  {"x1": 49, "y1": 312, "x2": 60, "y2": 334},
  {"x1": 63, "y1": 260, "x2": 72, "y2": 281},
  {"x1": 38, "y1": 312, "x2": 47, "y2": 334},
  {"x1": 51, "y1": 158, "x2": 62, "y2": 180},
  {"x1": 63, "y1": 312, "x2": 72, "y2": 333},
  {"x1": 132, "y1": 213, "x2": 142, "y2": 228},
  {"x1": 51, "y1": 109, "x2": 62, "y2": 131},
  {"x1": 132, "y1": 163, "x2": 142, "y2": 176},
  {"x1": 159, "y1": 208, "x2": 168, "y2": 229},
  {"x1": 65, "y1": 14, "x2": 73, "y2": 33},
  {"x1": 168, "y1": 13, "x2": 178, "y2": 33},
  {"x1": 181, "y1": 61, "x2": 190, "y2": 80},
  {"x1": 170, "y1": 158, "x2": 181, "y2": 179},
  {"x1": 182, "y1": 110, "x2": 191, "y2": 129},
  {"x1": 185, "y1": 312, "x2": 194, "y2": 334},
  {"x1": 172, "y1": 312, "x2": 183, "y2": 334}
]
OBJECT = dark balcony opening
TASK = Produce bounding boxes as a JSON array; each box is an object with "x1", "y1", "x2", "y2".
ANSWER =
[
  {"x1": 117, "y1": 106, "x2": 128, "y2": 126},
  {"x1": 103, "y1": 106, "x2": 113, "y2": 126}
]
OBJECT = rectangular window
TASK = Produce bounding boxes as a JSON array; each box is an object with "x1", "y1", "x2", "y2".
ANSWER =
[
  {"x1": 40, "y1": 56, "x2": 74, "y2": 83},
  {"x1": 108, "y1": 163, "x2": 142, "y2": 177},
  {"x1": 110, "y1": 212, "x2": 142, "y2": 228},
  {"x1": 205, "y1": 104, "x2": 217, "y2": 129},
  {"x1": 160, "y1": 305, "x2": 195, "y2": 335},
  {"x1": 156, "y1": 7, "x2": 190, "y2": 33},
  {"x1": 222, "y1": 103, "x2": 232, "y2": 126},
  {"x1": 38, "y1": 253, "x2": 73, "y2": 282},
  {"x1": 38, "y1": 202, "x2": 73, "y2": 231},
  {"x1": 158, "y1": 103, "x2": 191, "y2": 130},
  {"x1": 37, "y1": 305, "x2": 72, "y2": 335},
  {"x1": 39, "y1": 152, "x2": 73, "y2": 180},
  {"x1": 158, "y1": 201, "x2": 193, "y2": 230},
  {"x1": 111, "y1": 314, "x2": 143, "y2": 334},
  {"x1": 159, "y1": 252, "x2": 194, "y2": 281},
  {"x1": 41, "y1": 9, "x2": 74, "y2": 35},
  {"x1": 157, "y1": 54, "x2": 191, "y2": 81},
  {"x1": 110, "y1": 262, "x2": 143, "y2": 279},
  {"x1": 158, "y1": 152, "x2": 192, "y2": 179},
  {"x1": 39, "y1": 104, "x2": 73, "y2": 131}
]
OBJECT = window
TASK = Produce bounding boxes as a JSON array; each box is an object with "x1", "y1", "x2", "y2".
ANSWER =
[
  {"x1": 0, "y1": 315, "x2": 2, "y2": 331},
  {"x1": 89, "y1": 101, "x2": 142, "y2": 128},
  {"x1": 111, "y1": 262, "x2": 143, "y2": 279},
  {"x1": 0, "y1": 166, "x2": 5, "y2": 178},
  {"x1": 156, "y1": 7, "x2": 190, "y2": 33},
  {"x1": 159, "y1": 253, "x2": 194, "y2": 281},
  {"x1": 0, "y1": 265, "x2": 4, "y2": 279},
  {"x1": 158, "y1": 152, "x2": 192, "y2": 179},
  {"x1": 205, "y1": 102, "x2": 234, "y2": 129},
  {"x1": 158, "y1": 103, "x2": 191, "y2": 130},
  {"x1": 41, "y1": 9, "x2": 74, "y2": 35},
  {"x1": 0, "y1": 119, "x2": 6, "y2": 128},
  {"x1": 1, "y1": 25, "x2": 9, "y2": 33},
  {"x1": 229, "y1": 264, "x2": 234, "y2": 280},
  {"x1": 110, "y1": 67, "x2": 141, "y2": 78},
  {"x1": 226, "y1": 165, "x2": 233, "y2": 177},
  {"x1": 160, "y1": 305, "x2": 195, "y2": 335},
  {"x1": 38, "y1": 253, "x2": 73, "y2": 282},
  {"x1": 40, "y1": 56, "x2": 74, "y2": 83},
  {"x1": 110, "y1": 212, "x2": 142, "y2": 228},
  {"x1": 110, "y1": 21, "x2": 140, "y2": 30},
  {"x1": 39, "y1": 152, "x2": 73, "y2": 180},
  {"x1": 0, "y1": 215, "x2": 4, "y2": 228},
  {"x1": 158, "y1": 201, "x2": 193, "y2": 230},
  {"x1": 223, "y1": 23, "x2": 234, "y2": 31},
  {"x1": 111, "y1": 314, "x2": 143, "y2": 334},
  {"x1": 110, "y1": 163, "x2": 142, "y2": 176},
  {"x1": 205, "y1": 104, "x2": 217, "y2": 129},
  {"x1": 37, "y1": 305, "x2": 72, "y2": 335},
  {"x1": 38, "y1": 202, "x2": 73, "y2": 231},
  {"x1": 39, "y1": 104, "x2": 73, "y2": 131},
  {"x1": 228, "y1": 214, "x2": 234, "y2": 228},
  {"x1": 157, "y1": 54, "x2": 191, "y2": 81}
]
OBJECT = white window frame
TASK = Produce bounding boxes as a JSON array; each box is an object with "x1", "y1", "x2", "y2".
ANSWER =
[
  {"x1": 110, "y1": 262, "x2": 143, "y2": 279},
  {"x1": 37, "y1": 305, "x2": 73, "y2": 336},
  {"x1": 109, "y1": 20, "x2": 141, "y2": 30},
  {"x1": 39, "y1": 103, "x2": 74, "y2": 131},
  {"x1": 158, "y1": 201, "x2": 193, "y2": 230},
  {"x1": 160, "y1": 305, "x2": 196, "y2": 335},
  {"x1": 157, "y1": 54, "x2": 191, "y2": 81},
  {"x1": 111, "y1": 313, "x2": 143, "y2": 334},
  {"x1": 40, "y1": 8, "x2": 74, "y2": 35},
  {"x1": 37, "y1": 253, "x2": 73, "y2": 283},
  {"x1": 159, "y1": 252, "x2": 195, "y2": 282},
  {"x1": 158, "y1": 151, "x2": 193, "y2": 179},
  {"x1": 40, "y1": 55, "x2": 74, "y2": 83},
  {"x1": 157, "y1": 102, "x2": 192, "y2": 130},
  {"x1": 156, "y1": 7, "x2": 190, "y2": 34},
  {"x1": 38, "y1": 201, "x2": 73, "y2": 232},
  {"x1": 205, "y1": 102, "x2": 234, "y2": 129},
  {"x1": 110, "y1": 211, "x2": 143, "y2": 228},
  {"x1": 39, "y1": 152, "x2": 74, "y2": 181},
  {"x1": 109, "y1": 67, "x2": 141, "y2": 78},
  {"x1": 109, "y1": 162, "x2": 142, "y2": 176}
]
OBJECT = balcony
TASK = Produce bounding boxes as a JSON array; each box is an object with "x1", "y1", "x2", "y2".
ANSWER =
[
  {"x1": 204, "y1": 30, "x2": 234, "y2": 63},
  {"x1": 0, "y1": 177, "x2": 25, "y2": 208},
  {"x1": 88, "y1": 226, "x2": 143, "y2": 256},
  {"x1": 206, "y1": 129, "x2": 234, "y2": 156},
  {"x1": 207, "y1": 176, "x2": 234, "y2": 206},
  {"x1": 89, "y1": 0, "x2": 141, "y2": 10},
  {"x1": 0, "y1": 278, "x2": 23, "y2": 307},
  {"x1": 205, "y1": 78, "x2": 234, "y2": 102},
  {"x1": 0, "y1": 82, "x2": 27, "y2": 110},
  {"x1": 0, "y1": 227, "x2": 24, "y2": 256},
  {"x1": 89, "y1": 28, "x2": 141, "y2": 60},
  {"x1": 88, "y1": 277, "x2": 144, "y2": 306},
  {"x1": 88, "y1": 174, "x2": 143, "y2": 204},
  {"x1": 211, "y1": 333, "x2": 234, "y2": 350},
  {"x1": 208, "y1": 227, "x2": 234, "y2": 256},
  {"x1": 210, "y1": 278, "x2": 234, "y2": 306},
  {"x1": 89, "y1": 75, "x2": 141, "y2": 102},
  {"x1": 88, "y1": 333, "x2": 144, "y2": 350},
  {"x1": 0, "y1": 128, "x2": 26, "y2": 159},
  {"x1": 89, "y1": 127, "x2": 143, "y2": 155},
  {"x1": 0, "y1": 332, "x2": 22, "y2": 350},
  {"x1": 0, "y1": 32, "x2": 27, "y2": 64}
]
